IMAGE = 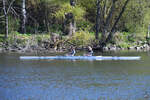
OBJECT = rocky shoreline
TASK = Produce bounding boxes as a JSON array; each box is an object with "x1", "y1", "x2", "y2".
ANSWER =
[
  {"x1": 102, "y1": 43, "x2": 150, "y2": 52},
  {"x1": 0, "y1": 41, "x2": 150, "y2": 54},
  {"x1": 0, "y1": 45, "x2": 61, "y2": 54}
]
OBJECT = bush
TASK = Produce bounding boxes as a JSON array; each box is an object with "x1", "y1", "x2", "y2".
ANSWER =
[
  {"x1": 68, "y1": 30, "x2": 94, "y2": 47},
  {"x1": 114, "y1": 31, "x2": 140, "y2": 44},
  {"x1": 117, "y1": 42, "x2": 131, "y2": 49},
  {"x1": 77, "y1": 20, "x2": 93, "y2": 31}
]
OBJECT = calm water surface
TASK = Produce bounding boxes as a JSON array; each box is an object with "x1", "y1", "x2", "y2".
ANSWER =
[{"x1": 0, "y1": 51, "x2": 150, "y2": 100}]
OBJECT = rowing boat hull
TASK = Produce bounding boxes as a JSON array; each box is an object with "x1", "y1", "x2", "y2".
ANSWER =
[{"x1": 20, "y1": 56, "x2": 141, "y2": 60}]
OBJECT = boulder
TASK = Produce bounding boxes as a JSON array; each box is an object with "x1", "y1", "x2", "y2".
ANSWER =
[
  {"x1": 10, "y1": 49, "x2": 17, "y2": 52},
  {"x1": 103, "y1": 47, "x2": 109, "y2": 51},
  {"x1": 128, "y1": 46, "x2": 135, "y2": 50},
  {"x1": 143, "y1": 44, "x2": 150, "y2": 51},
  {"x1": 135, "y1": 46, "x2": 141, "y2": 51},
  {"x1": 109, "y1": 45, "x2": 117, "y2": 51},
  {"x1": 0, "y1": 48, "x2": 2, "y2": 52},
  {"x1": 137, "y1": 41, "x2": 143, "y2": 45}
]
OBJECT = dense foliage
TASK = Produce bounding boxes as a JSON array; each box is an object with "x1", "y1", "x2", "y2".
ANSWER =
[{"x1": 0, "y1": 0, "x2": 150, "y2": 48}]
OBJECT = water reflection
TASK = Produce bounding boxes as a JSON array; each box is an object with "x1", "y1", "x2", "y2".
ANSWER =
[{"x1": 0, "y1": 52, "x2": 150, "y2": 100}]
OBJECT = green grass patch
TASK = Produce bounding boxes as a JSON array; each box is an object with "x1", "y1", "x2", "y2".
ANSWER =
[{"x1": 0, "y1": 32, "x2": 50, "y2": 47}]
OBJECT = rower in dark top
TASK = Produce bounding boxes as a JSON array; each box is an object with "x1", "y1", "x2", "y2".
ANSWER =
[
  {"x1": 84, "y1": 46, "x2": 93, "y2": 56},
  {"x1": 66, "y1": 46, "x2": 76, "y2": 56}
]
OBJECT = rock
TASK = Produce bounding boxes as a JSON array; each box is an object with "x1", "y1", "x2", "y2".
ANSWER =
[
  {"x1": 144, "y1": 41, "x2": 147, "y2": 44},
  {"x1": 143, "y1": 44, "x2": 148, "y2": 47},
  {"x1": 143, "y1": 44, "x2": 150, "y2": 50},
  {"x1": 103, "y1": 47, "x2": 109, "y2": 51},
  {"x1": 137, "y1": 41, "x2": 143, "y2": 45},
  {"x1": 0, "y1": 48, "x2": 2, "y2": 52},
  {"x1": 140, "y1": 46, "x2": 144, "y2": 49},
  {"x1": 17, "y1": 47, "x2": 22, "y2": 50},
  {"x1": 135, "y1": 46, "x2": 141, "y2": 51},
  {"x1": 5, "y1": 47, "x2": 10, "y2": 51},
  {"x1": 10, "y1": 49, "x2": 17, "y2": 52},
  {"x1": 128, "y1": 46, "x2": 135, "y2": 50},
  {"x1": 51, "y1": 33, "x2": 60, "y2": 43},
  {"x1": 109, "y1": 45, "x2": 117, "y2": 51}
]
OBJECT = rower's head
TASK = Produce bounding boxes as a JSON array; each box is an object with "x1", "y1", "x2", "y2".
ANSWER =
[{"x1": 70, "y1": 46, "x2": 75, "y2": 50}]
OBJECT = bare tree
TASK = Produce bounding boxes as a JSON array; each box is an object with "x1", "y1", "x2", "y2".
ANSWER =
[
  {"x1": 105, "y1": 0, "x2": 130, "y2": 44},
  {"x1": 95, "y1": 0, "x2": 101, "y2": 40},
  {"x1": 101, "y1": 0, "x2": 117, "y2": 42},
  {"x1": 99, "y1": 0, "x2": 130, "y2": 48},
  {"x1": 2, "y1": 0, "x2": 8, "y2": 38},
  {"x1": 21, "y1": 0, "x2": 26, "y2": 33},
  {"x1": 2, "y1": 0, "x2": 15, "y2": 38}
]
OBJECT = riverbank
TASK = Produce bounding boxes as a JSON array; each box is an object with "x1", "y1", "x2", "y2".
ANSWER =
[
  {"x1": 0, "y1": 32, "x2": 150, "y2": 54},
  {"x1": 1, "y1": 40, "x2": 150, "y2": 54}
]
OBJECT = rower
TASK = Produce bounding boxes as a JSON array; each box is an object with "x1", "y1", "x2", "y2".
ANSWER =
[
  {"x1": 84, "y1": 46, "x2": 93, "y2": 56},
  {"x1": 66, "y1": 46, "x2": 76, "y2": 56}
]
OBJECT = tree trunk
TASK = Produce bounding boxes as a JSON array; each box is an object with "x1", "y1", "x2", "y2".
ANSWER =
[
  {"x1": 63, "y1": 13, "x2": 75, "y2": 36},
  {"x1": 105, "y1": 0, "x2": 130, "y2": 43},
  {"x1": 5, "y1": 15, "x2": 8, "y2": 38},
  {"x1": 2, "y1": 0, "x2": 8, "y2": 38},
  {"x1": 69, "y1": 22, "x2": 73, "y2": 36},
  {"x1": 72, "y1": 20, "x2": 76, "y2": 35},
  {"x1": 21, "y1": 0, "x2": 26, "y2": 33},
  {"x1": 63, "y1": 0, "x2": 76, "y2": 36},
  {"x1": 45, "y1": 2, "x2": 50, "y2": 32},
  {"x1": 95, "y1": 0, "x2": 101, "y2": 40},
  {"x1": 99, "y1": 0, "x2": 130, "y2": 48},
  {"x1": 69, "y1": 0, "x2": 76, "y2": 36},
  {"x1": 68, "y1": 19, "x2": 76, "y2": 36},
  {"x1": 101, "y1": 0, "x2": 117, "y2": 42},
  {"x1": 70, "y1": 0, "x2": 75, "y2": 6},
  {"x1": 102, "y1": 0, "x2": 107, "y2": 19},
  {"x1": 147, "y1": 25, "x2": 150, "y2": 39}
]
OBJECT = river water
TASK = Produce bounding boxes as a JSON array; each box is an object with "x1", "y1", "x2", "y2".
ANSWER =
[{"x1": 0, "y1": 51, "x2": 150, "y2": 100}]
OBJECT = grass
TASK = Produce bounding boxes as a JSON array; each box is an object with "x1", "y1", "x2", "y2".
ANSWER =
[
  {"x1": 0, "y1": 32, "x2": 50, "y2": 40},
  {"x1": 0, "y1": 32, "x2": 51, "y2": 49}
]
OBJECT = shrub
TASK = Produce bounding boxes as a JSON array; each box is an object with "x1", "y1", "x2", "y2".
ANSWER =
[
  {"x1": 77, "y1": 20, "x2": 93, "y2": 31},
  {"x1": 117, "y1": 42, "x2": 131, "y2": 49},
  {"x1": 68, "y1": 30, "x2": 94, "y2": 47}
]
